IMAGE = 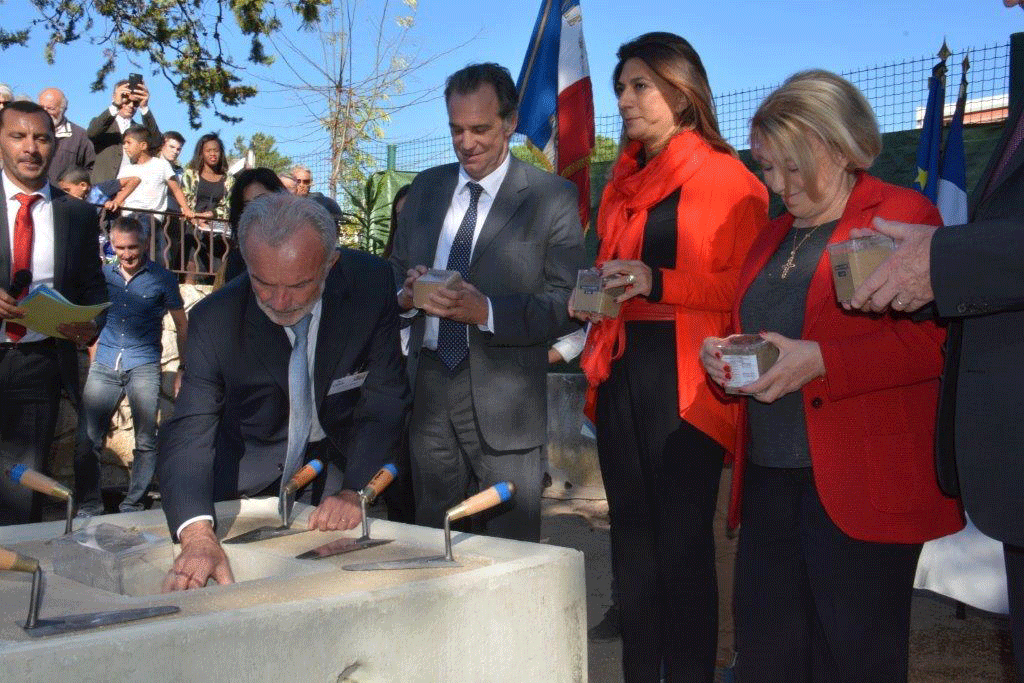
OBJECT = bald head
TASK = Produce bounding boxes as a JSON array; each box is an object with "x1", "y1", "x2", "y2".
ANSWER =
[{"x1": 38, "y1": 88, "x2": 67, "y2": 126}]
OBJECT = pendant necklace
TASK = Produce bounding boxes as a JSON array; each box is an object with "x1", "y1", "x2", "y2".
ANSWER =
[{"x1": 781, "y1": 224, "x2": 822, "y2": 279}]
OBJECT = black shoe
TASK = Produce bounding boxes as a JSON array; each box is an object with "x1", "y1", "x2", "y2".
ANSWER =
[{"x1": 588, "y1": 603, "x2": 621, "y2": 642}]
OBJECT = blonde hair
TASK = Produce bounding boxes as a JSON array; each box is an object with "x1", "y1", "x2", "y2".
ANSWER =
[{"x1": 751, "y1": 69, "x2": 880, "y2": 201}]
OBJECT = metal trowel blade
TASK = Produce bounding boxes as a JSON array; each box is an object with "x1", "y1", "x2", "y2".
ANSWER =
[
  {"x1": 24, "y1": 605, "x2": 180, "y2": 637},
  {"x1": 295, "y1": 537, "x2": 392, "y2": 560},
  {"x1": 342, "y1": 554, "x2": 461, "y2": 571},
  {"x1": 222, "y1": 526, "x2": 310, "y2": 544}
]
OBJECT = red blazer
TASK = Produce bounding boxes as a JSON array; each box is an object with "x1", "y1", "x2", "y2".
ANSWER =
[{"x1": 727, "y1": 173, "x2": 964, "y2": 544}]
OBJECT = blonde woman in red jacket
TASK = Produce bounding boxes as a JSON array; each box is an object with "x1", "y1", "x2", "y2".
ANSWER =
[
  {"x1": 701, "y1": 70, "x2": 964, "y2": 683},
  {"x1": 575, "y1": 32, "x2": 768, "y2": 683}
]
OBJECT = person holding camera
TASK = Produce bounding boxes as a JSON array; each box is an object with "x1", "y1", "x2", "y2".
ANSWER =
[{"x1": 87, "y1": 76, "x2": 161, "y2": 184}]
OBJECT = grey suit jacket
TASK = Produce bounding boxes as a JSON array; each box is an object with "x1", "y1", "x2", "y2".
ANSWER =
[
  {"x1": 932, "y1": 97, "x2": 1024, "y2": 546},
  {"x1": 158, "y1": 249, "x2": 410, "y2": 539},
  {"x1": 86, "y1": 108, "x2": 161, "y2": 184},
  {"x1": 0, "y1": 182, "x2": 108, "y2": 399},
  {"x1": 390, "y1": 156, "x2": 586, "y2": 451}
]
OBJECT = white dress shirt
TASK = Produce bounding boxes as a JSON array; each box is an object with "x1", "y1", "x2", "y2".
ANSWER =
[
  {"x1": 2, "y1": 172, "x2": 55, "y2": 343},
  {"x1": 176, "y1": 296, "x2": 327, "y2": 538},
  {"x1": 420, "y1": 152, "x2": 509, "y2": 350}
]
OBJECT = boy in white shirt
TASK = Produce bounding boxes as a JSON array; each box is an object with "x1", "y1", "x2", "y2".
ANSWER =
[
  {"x1": 119, "y1": 125, "x2": 194, "y2": 219},
  {"x1": 119, "y1": 125, "x2": 194, "y2": 266}
]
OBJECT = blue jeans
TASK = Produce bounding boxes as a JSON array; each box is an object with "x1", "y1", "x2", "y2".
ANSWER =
[{"x1": 74, "y1": 361, "x2": 161, "y2": 512}]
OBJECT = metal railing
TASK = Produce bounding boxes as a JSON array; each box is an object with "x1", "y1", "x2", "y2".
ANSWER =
[
  {"x1": 95, "y1": 205, "x2": 232, "y2": 282},
  {"x1": 289, "y1": 40, "x2": 1010, "y2": 193}
]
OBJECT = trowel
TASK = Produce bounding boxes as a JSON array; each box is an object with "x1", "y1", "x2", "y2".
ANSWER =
[
  {"x1": 0, "y1": 546, "x2": 179, "y2": 637},
  {"x1": 295, "y1": 463, "x2": 398, "y2": 559},
  {"x1": 343, "y1": 482, "x2": 516, "y2": 571},
  {"x1": 7, "y1": 465, "x2": 74, "y2": 534},
  {"x1": 222, "y1": 459, "x2": 324, "y2": 544}
]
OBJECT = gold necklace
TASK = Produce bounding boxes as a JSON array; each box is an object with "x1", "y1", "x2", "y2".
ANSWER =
[{"x1": 780, "y1": 224, "x2": 822, "y2": 279}]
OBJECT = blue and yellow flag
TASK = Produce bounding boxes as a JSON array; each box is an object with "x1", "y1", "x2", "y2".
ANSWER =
[{"x1": 914, "y1": 43, "x2": 950, "y2": 202}]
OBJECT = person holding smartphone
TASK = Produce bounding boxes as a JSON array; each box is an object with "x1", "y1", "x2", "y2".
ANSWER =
[{"x1": 87, "y1": 75, "x2": 161, "y2": 184}]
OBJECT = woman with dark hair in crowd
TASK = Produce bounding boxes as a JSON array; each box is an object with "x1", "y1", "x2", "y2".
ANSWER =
[
  {"x1": 219, "y1": 167, "x2": 287, "y2": 283},
  {"x1": 573, "y1": 32, "x2": 768, "y2": 682},
  {"x1": 182, "y1": 133, "x2": 235, "y2": 277},
  {"x1": 700, "y1": 69, "x2": 964, "y2": 682}
]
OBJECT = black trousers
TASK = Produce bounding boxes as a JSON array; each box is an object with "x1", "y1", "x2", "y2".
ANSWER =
[
  {"x1": 734, "y1": 463, "x2": 922, "y2": 683},
  {"x1": 596, "y1": 322, "x2": 723, "y2": 683},
  {"x1": 0, "y1": 342, "x2": 62, "y2": 525},
  {"x1": 1006, "y1": 542, "x2": 1024, "y2": 681},
  {"x1": 409, "y1": 351, "x2": 543, "y2": 542}
]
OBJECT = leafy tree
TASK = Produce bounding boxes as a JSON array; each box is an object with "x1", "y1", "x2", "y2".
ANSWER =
[
  {"x1": 510, "y1": 144, "x2": 546, "y2": 170},
  {"x1": 340, "y1": 175, "x2": 390, "y2": 254},
  {"x1": 232, "y1": 133, "x2": 292, "y2": 174},
  {"x1": 511, "y1": 133, "x2": 620, "y2": 171},
  {"x1": 592, "y1": 134, "x2": 620, "y2": 163},
  {"x1": 3, "y1": 0, "x2": 330, "y2": 127},
  {"x1": 263, "y1": 0, "x2": 470, "y2": 196}
]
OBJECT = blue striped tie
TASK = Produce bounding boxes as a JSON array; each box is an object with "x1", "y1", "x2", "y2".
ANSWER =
[{"x1": 437, "y1": 182, "x2": 483, "y2": 369}]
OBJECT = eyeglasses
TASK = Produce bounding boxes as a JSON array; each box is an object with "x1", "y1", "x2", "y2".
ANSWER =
[{"x1": 296, "y1": 179, "x2": 312, "y2": 185}]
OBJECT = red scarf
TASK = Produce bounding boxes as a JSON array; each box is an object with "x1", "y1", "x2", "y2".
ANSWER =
[{"x1": 580, "y1": 130, "x2": 710, "y2": 390}]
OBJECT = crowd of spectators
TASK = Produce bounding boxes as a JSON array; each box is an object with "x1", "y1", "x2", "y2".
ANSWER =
[{"x1": 0, "y1": 78, "x2": 336, "y2": 279}]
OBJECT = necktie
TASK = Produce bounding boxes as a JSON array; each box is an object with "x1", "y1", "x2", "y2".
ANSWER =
[
  {"x1": 280, "y1": 313, "x2": 313, "y2": 504},
  {"x1": 7, "y1": 193, "x2": 41, "y2": 342},
  {"x1": 436, "y1": 182, "x2": 483, "y2": 369}
]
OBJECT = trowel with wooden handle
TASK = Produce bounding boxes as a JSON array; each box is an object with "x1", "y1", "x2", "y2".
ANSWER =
[
  {"x1": 7, "y1": 465, "x2": 74, "y2": 534},
  {"x1": 295, "y1": 463, "x2": 398, "y2": 559},
  {"x1": 0, "y1": 547, "x2": 179, "y2": 637},
  {"x1": 222, "y1": 459, "x2": 324, "y2": 544},
  {"x1": 343, "y1": 482, "x2": 515, "y2": 571}
]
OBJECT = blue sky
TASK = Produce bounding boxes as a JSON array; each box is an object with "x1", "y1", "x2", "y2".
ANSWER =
[{"x1": 0, "y1": 0, "x2": 1018, "y2": 167}]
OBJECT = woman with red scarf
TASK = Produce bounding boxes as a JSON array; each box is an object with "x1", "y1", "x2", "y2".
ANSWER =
[
  {"x1": 700, "y1": 70, "x2": 963, "y2": 682},
  {"x1": 574, "y1": 32, "x2": 768, "y2": 682}
]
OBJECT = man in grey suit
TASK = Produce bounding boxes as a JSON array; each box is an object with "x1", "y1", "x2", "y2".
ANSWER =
[
  {"x1": 390, "y1": 63, "x2": 586, "y2": 542},
  {"x1": 850, "y1": 6, "x2": 1024, "y2": 671}
]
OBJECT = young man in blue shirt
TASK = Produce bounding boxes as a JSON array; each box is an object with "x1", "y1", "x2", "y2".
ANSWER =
[{"x1": 74, "y1": 215, "x2": 188, "y2": 514}]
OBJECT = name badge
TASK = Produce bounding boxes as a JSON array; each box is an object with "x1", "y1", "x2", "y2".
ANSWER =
[{"x1": 328, "y1": 371, "x2": 368, "y2": 396}]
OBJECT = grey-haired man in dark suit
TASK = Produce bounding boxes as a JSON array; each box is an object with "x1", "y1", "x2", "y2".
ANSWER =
[{"x1": 159, "y1": 193, "x2": 409, "y2": 590}]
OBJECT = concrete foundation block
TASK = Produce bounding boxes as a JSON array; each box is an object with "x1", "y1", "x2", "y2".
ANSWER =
[{"x1": 0, "y1": 499, "x2": 587, "y2": 682}]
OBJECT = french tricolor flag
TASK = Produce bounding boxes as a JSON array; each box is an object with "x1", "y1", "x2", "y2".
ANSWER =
[
  {"x1": 936, "y1": 57, "x2": 969, "y2": 226},
  {"x1": 515, "y1": 0, "x2": 595, "y2": 230}
]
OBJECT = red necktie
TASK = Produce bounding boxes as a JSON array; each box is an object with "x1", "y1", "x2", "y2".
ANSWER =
[{"x1": 7, "y1": 193, "x2": 41, "y2": 342}]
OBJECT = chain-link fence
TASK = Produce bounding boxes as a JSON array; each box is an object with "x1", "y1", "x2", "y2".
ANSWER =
[{"x1": 292, "y1": 41, "x2": 1009, "y2": 197}]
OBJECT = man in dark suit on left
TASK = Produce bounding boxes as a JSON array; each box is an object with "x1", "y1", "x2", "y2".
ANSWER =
[{"x1": 0, "y1": 100, "x2": 108, "y2": 524}]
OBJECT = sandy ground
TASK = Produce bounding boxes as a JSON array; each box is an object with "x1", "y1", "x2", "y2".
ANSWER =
[
  {"x1": 41, "y1": 473, "x2": 1017, "y2": 682},
  {"x1": 539, "y1": 472, "x2": 1019, "y2": 682}
]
